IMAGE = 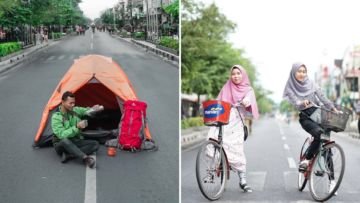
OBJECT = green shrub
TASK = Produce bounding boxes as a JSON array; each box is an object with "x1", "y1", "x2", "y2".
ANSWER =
[
  {"x1": 0, "y1": 42, "x2": 21, "y2": 57},
  {"x1": 120, "y1": 31, "x2": 131, "y2": 37},
  {"x1": 50, "y1": 32, "x2": 62, "y2": 39},
  {"x1": 159, "y1": 36, "x2": 178, "y2": 50},
  {"x1": 181, "y1": 117, "x2": 204, "y2": 129},
  {"x1": 132, "y1": 31, "x2": 145, "y2": 39}
]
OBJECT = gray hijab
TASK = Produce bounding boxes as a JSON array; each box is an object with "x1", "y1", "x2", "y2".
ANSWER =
[{"x1": 283, "y1": 62, "x2": 317, "y2": 99}]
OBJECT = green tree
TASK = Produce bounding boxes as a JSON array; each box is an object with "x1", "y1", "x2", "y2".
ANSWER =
[
  {"x1": 182, "y1": 0, "x2": 274, "y2": 116},
  {"x1": 279, "y1": 100, "x2": 295, "y2": 113}
]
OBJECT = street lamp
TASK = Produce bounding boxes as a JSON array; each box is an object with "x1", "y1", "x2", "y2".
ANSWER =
[{"x1": 113, "y1": 7, "x2": 116, "y2": 31}]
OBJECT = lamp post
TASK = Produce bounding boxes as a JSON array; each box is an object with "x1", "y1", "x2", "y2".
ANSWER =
[{"x1": 113, "y1": 7, "x2": 116, "y2": 32}]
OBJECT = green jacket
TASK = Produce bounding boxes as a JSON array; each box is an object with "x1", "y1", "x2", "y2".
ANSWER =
[{"x1": 51, "y1": 106, "x2": 90, "y2": 142}]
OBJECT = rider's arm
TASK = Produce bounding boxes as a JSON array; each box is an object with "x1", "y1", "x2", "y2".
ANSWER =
[
  {"x1": 286, "y1": 91, "x2": 303, "y2": 110},
  {"x1": 315, "y1": 88, "x2": 335, "y2": 110}
]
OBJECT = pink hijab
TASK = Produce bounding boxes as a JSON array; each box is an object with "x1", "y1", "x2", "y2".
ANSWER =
[{"x1": 217, "y1": 65, "x2": 259, "y2": 119}]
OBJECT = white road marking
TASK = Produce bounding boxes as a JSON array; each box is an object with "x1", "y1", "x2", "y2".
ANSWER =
[
  {"x1": 46, "y1": 55, "x2": 55, "y2": 61},
  {"x1": 284, "y1": 144, "x2": 290, "y2": 150},
  {"x1": 247, "y1": 171, "x2": 267, "y2": 191},
  {"x1": 91, "y1": 43, "x2": 93, "y2": 50},
  {"x1": 280, "y1": 128, "x2": 284, "y2": 135},
  {"x1": 84, "y1": 154, "x2": 96, "y2": 203},
  {"x1": 58, "y1": 55, "x2": 65, "y2": 60},
  {"x1": 282, "y1": 136, "x2": 286, "y2": 140},
  {"x1": 287, "y1": 157, "x2": 297, "y2": 169}
]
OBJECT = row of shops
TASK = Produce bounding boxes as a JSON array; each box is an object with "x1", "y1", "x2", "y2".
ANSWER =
[{"x1": 315, "y1": 44, "x2": 360, "y2": 115}]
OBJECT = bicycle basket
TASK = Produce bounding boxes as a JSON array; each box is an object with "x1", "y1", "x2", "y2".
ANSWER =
[
  {"x1": 203, "y1": 100, "x2": 231, "y2": 126},
  {"x1": 320, "y1": 105, "x2": 352, "y2": 132}
]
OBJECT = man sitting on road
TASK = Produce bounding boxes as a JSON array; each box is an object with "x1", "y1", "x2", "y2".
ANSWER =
[{"x1": 51, "y1": 91, "x2": 104, "y2": 168}]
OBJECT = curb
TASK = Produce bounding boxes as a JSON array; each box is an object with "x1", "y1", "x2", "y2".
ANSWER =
[
  {"x1": 111, "y1": 35, "x2": 179, "y2": 66},
  {"x1": 181, "y1": 126, "x2": 208, "y2": 149},
  {"x1": 0, "y1": 35, "x2": 69, "y2": 75},
  {"x1": 0, "y1": 43, "x2": 49, "y2": 75}
]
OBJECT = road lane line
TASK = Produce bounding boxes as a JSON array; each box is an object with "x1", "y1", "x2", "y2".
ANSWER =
[
  {"x1": 46, "y1": 55, "x2": 55, "y2": 61},
  {"x1": 91, "y1": 43, "x2": 93, "y2": 50},
  {"x1": 280, "y1": 128, "x2": 284, "y2": 135},
  {"x1": 58, "y1": 55, "x2": 65, "y2": 60},
  {"x1": 287, "y1": 157, "x2": 297, "y2": 169},
  {"x1": 282, "y1": 136, "x2": 286, "y2": 140},
  {"x1": 284, "y1": 144, "x2": 290, "y2": 150},
  {"x1": 84, "y1": 154, "x2": 96, "y2": 203}
]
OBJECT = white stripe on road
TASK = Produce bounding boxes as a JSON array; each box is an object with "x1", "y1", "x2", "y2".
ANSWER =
[
  {"x1": 281, "y1": 136, "x2": 286, "y2": 140},
  {"x1": 84, "y1": 154, "x2": 96, "y2": 203},
  {"x1": 91, "y1": 43, "x2": 93, "y2": 50},
  {"x1": 280, "y1": 128, "x2": 284, "y2": 135},
  {"x1": 287, "y1": 157, "x2": 297, "y2": 169},
  {"x1": 284, "y1": 144, "x2": 290, "y2": 150},
  {"x1": 46, "y1": 55, "x2": 55, "y2": 61},
  {"x1": 58, "y1": 55, "x2": 65, "y2": 60}
]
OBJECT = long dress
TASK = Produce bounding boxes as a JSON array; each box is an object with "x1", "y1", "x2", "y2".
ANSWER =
[{"x1": 207, "y1": 105, "x2": 248, "y2": 172}]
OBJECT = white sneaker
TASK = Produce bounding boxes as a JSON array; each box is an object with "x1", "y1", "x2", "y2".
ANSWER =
[{"x1": 329, "y1": 180, "x2": 338, "y2": 196}]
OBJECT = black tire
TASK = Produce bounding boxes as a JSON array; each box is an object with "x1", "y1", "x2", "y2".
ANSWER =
[
  {"x1": 298, "y1": 137, "x2": 311, "y2": 191},
  {"x1": 196, "y1": 140, "x2": 227, "y2": 201},
  {"x1": 309, "y1": 142, "x2": 345, "y2": 202}
]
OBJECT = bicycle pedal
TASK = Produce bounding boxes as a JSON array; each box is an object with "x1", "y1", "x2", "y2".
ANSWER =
[{"x1": 314, "y1": 170, "x2": 325, "y2": 177}]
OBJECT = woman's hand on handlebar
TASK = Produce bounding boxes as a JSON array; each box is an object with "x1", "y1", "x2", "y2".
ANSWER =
[
  {"x1": 332, "y1": 107, "x2": 342, "y2": 114},
  {"x1": 303, "y1": 100, "x2": 311, "y2": 108},
  {"x1": 236, "y1": 100, "x2": 250, "y2": 108}
]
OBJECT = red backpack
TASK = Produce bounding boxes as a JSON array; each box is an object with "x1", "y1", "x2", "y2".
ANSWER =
[{"x1": 118, "y1": 100, "x2": 147, "y2": 151}]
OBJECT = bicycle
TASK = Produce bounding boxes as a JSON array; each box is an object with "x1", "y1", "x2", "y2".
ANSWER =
[
  {"x1": 297, "y1": 105, "x2": 351, "y2": 202},
  {"x1": 195, "y1": 100, "x2": 234, "y2": 200}
]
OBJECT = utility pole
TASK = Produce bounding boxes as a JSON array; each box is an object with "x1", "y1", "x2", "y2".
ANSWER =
[
  {"x1": 113, "y1": 7, "x2": 116, "y2": 31},
  {"x1": 145, "y1": 0, "x2": 149, "y2": 40}
]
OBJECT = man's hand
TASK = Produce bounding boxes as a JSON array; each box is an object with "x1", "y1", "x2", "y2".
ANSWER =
[
  {"x1": 92, "y1": 104, "x2": 104, "y2": 111},
  {"x1": 77, "y1": 120, "x2": 87, "y2": 129}
]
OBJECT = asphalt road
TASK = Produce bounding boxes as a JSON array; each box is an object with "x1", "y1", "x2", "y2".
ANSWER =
[
  {"x1": 0, "y1": 30, "x2": 179, "y2": 203},
  {"x1": 182, "y1": 117, "x2": 360, "y2": 203}
]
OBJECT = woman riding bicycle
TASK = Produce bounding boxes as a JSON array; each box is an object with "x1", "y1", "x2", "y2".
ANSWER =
[
  {"x1": 207, "y1": 65, "x2": 259, "y2": 193},
  {"x1": 283, "y1": 62, "x2": 340, "y2": 172}
]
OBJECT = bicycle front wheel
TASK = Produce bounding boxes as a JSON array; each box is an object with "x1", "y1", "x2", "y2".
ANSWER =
[
  {"x1": 298, "y1": 137, "x2": 311, "y2": 191},
  {"x1": 309, "y1": 142, "x2": 345, "y2": 202},
  {"x1": 196, "y1": 140, "x2": 227, "y2": 201}
]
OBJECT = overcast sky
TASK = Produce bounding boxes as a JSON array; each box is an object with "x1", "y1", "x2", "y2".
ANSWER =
[
  {"x1": 79, "y1": 0, "x2": 119, "y2": 20},
  {"x1": 199, "y1": 0, "x2": 360, "y2": 102}
]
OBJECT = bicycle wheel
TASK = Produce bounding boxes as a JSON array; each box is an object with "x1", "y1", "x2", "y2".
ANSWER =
[
  {"x1": 309, "y1": 142, "x2": 345, "y2": 202},
  {"x1": 196, "y1": 140, "x2": 227, "y2": 201},
  {"x1": 298, "y1": 137, "x2": 311, "y2": 191}
]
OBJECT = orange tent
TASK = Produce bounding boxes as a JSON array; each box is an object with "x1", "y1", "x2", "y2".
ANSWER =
[{"x1": 34, "y1": 54, "x2": 151, "y2": 147}]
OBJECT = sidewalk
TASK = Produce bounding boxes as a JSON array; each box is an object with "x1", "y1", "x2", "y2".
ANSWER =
[
  {"x1": 112, "y1": 35, "x2": 179, "y2": 66},
  {"x1": 0, "y1": 41, "x2": 53, "y2": 74}
]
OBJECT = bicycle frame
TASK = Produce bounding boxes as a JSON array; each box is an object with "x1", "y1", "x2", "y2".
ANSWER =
[
  {"x1": 208, "y1": 125, "x2": 231, "y2": 180},
  {"x1": 302, "y1": 130, "x2": 335, "y2": 180}
]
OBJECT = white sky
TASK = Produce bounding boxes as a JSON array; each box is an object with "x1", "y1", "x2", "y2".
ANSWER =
[
  {"x1": 198, "y1": 0, "x2": 360, "y2": 102},
  {"x1": 79, "y1": 0, "x2": 119, "y2": 20}
]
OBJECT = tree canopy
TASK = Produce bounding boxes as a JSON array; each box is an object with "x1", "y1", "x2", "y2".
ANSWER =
[
  {"x1": 182, "y1": 0, "x2": 274, "y2": 114},
  {"x1": 0, "y1": 0, "x2": 87, "y2": 27}
]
